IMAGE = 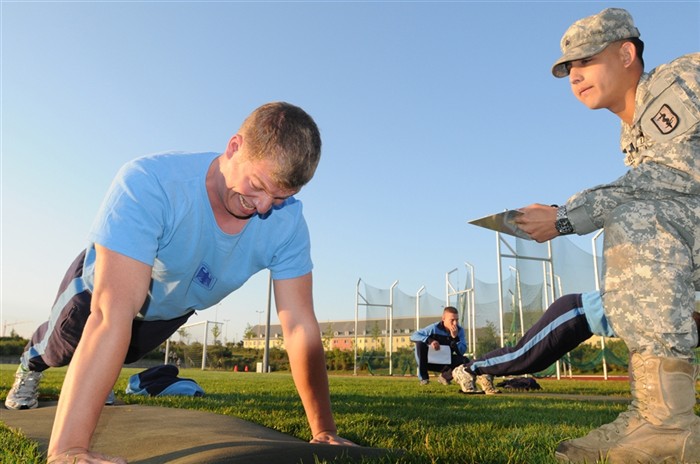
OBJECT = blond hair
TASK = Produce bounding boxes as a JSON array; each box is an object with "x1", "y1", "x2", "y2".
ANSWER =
[{"x1": 240, "y1": 102, "x2": 322, "y2": 190}]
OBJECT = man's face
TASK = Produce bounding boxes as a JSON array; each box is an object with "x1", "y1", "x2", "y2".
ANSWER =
[
  {"x1": 442, "y1": 312, "x2": 459, "y2": 330},
  {"x1": 566, "y1": 43, "x2": 628, "y2": 112},
  {"x1": 221, "y1": 141, "x2": 298, "y2": 219}
]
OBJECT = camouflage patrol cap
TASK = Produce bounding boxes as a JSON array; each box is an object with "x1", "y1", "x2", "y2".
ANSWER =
[{"x1": 551, "y1": 8, "x2": 640, "y2": 78}]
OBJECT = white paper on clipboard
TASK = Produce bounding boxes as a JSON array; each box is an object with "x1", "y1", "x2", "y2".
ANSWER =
[
  {"x1": 468, "y1": 209, "x2": 532, "y2": 240},
  {"x1": 428, "y1": 345, "x2": 451, "y2": 364}
]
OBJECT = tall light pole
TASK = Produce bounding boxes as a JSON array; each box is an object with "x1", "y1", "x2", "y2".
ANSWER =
[
  {"x1": 262, "y1": 270, "x2": 273, "y2": 373},
  {"x1": 223, "y1": 318, "x2": 230, "y2": 343}
]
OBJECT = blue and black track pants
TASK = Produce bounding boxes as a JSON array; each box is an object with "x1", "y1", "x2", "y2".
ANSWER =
[
  {"x1": 467, "y1": 293, "x2": 593, "y2": 376},
  {"x1": 21, "y1": 250, "x2": 193, "y2": 372}
]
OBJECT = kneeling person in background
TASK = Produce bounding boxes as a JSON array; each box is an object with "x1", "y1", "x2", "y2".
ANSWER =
[{"x1": 410, "y1": 306, "x2": 466, "y2": 385}]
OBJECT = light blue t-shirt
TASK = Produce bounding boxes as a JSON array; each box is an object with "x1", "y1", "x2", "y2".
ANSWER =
[{"x1": 83, "y1": 152, "x2": 313, "y2": 321}]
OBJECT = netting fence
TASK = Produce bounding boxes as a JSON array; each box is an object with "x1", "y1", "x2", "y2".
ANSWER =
[
  {"x1": 164, "y1": 320, "x2": 224, "y2": 370},
  {"x1": 353, "y1": 233, "x2": 628, "y2": 377},
  {"x1": 353, "y1": 280, "x2": 446, "y2": 375}
]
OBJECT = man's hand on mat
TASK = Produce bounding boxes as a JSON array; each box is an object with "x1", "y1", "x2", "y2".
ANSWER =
[
  {"x1": 310, "y1": 431, "x2": 358, "y2": 446},
  {"x1": 47, "y1": 448, "x2": 127, "y2": 464}
]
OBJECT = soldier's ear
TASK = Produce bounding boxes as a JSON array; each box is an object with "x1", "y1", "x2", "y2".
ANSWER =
[{"x1": 619, "y1": 41, "x2": 635, "y2": 67}]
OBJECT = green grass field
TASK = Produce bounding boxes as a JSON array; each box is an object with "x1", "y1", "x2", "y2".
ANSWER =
[{"x1": 1, "y1": 364, "x2": 698, "y2": 463}]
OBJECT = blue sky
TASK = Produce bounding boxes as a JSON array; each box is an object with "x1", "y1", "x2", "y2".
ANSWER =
[{"x1": 2, "y1": 1, "x2": 699, "y2": 342}]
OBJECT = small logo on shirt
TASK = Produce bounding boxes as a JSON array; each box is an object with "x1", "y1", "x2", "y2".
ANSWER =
[
  {"x1": 193, "y1": 263, "x2": 217, "y2": 290},
  {"x1": 651, "y1": 104, "x2": 680, "y2": 135}
]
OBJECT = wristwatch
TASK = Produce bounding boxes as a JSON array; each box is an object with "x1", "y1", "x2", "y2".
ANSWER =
[{"x1": 555, "y1": 205, "x2": 574, "y2": 235}]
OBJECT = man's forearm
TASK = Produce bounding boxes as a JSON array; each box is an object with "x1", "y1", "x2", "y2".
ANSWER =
[
  {"x1": 48, "y1": 315, "x2": 131, "y2": 458},
  {"x1": 286, "y1": 328, "x2": 337, "y2": 437}
]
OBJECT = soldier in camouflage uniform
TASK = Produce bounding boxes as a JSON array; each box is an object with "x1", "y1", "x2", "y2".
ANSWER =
[{"x1": 514, "y1": 8, "x2": 700, "y2": 464}]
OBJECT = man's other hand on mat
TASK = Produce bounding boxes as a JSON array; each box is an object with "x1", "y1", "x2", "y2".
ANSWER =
[
  {"x1": 310, "y1": 431, "x2": 358, "y2": 446},
  {"x1": 47, "y1": 448, "x2": 127, "y2": 464}
]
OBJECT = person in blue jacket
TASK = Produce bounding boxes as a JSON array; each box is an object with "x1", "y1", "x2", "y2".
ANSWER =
[{"x1": 410, "y1": 306, "x2": 467, "y2": 386}]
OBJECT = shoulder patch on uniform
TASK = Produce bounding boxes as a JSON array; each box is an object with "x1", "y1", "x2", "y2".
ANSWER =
[{"x1": 650, "y1": 104, "x2": 680, "y2": 135}]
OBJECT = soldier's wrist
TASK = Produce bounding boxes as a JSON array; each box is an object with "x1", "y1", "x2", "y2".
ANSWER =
[{"x1": 553, "y1": 204, "x2": 574, "y2": 235}]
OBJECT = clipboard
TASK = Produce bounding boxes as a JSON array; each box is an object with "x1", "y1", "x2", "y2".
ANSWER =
[
  {"x1": 468, "y1": 209, "x2": 532, "y2": 240},
  {"x1": 427, "y1": 345, "x2": 452, "y2": 364}
]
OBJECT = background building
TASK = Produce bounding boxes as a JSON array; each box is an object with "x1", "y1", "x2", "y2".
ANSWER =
[{"x1": 243, "y1": 316, "x2": 442, "y2": 352}]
